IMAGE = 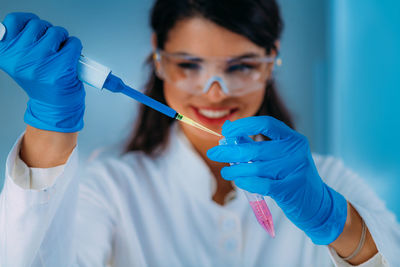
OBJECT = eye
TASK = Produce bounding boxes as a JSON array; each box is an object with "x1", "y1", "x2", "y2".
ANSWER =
[
  {"x1": 177, "y1": 62, "x2": 201, "y2": 70},
  {"x1": 226, "y1": 63, "x2": 255, "y2": 73}
]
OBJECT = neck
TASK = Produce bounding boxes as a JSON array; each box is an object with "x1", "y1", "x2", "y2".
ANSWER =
[{"x1": 180, "y1": 125, "x2": 234, "y2": 205}]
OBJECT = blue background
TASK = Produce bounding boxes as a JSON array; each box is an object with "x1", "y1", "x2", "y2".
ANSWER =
[{"x1": 1, "y1": 0, "x2": 399, "y2": 217}]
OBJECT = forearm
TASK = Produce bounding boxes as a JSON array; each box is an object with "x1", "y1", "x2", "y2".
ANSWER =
[
  {"x1": 20, "y1": 125, "x2": 78, "y2": 168},
  {"x1": 330, "y1": 202, "x2": 378, "y2": 265}
]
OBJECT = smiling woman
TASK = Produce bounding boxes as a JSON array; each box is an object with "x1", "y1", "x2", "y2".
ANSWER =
[
  {"x1": 126, "y1": 0, "x2": 293, "y2": 156},
  {"x1": 0, "y1": 0, "x2": 399, "y2": 266}
]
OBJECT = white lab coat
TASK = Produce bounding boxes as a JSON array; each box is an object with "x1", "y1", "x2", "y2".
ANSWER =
[{"x1": 1, "y1": 124, "x2": 399, "y2": 267}]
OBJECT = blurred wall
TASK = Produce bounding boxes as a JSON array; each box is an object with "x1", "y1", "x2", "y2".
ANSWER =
[
  {"x1": 277, "y1": 0, "x2": 330, "y2": 154},
  {"x1": 329, "y1": 0, "x2": 400, "y2": 216}
]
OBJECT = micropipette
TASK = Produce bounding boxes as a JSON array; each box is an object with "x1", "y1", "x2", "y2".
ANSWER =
[
  {"x1": 78, "y1": 56, "x2": 221, "y2": 137},
  {"x1": 0, "y1": 23, "x2": 220, "y2": 137}
]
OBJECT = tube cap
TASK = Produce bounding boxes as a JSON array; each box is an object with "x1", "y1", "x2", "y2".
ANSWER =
[{"x1": 77, "y1": 55, "x2": 111, "y2": 89}]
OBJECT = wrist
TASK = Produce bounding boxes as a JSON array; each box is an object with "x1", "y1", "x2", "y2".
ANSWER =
[
  {"x1": 330, "y1": 202, "x2": 378, "y2": 265},
  {"x1": 20, "y1": 125, "x2": 78, "y2": 168}
]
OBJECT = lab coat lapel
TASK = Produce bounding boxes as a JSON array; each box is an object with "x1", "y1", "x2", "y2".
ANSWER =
[{"x1": 162, "y1": 123, "x2": 216, "y2": 202}]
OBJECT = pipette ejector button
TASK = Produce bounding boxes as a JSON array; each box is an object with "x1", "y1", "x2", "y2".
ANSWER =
[{"x1": 0, "y1": 22, "x2": 6, "y2": 41}]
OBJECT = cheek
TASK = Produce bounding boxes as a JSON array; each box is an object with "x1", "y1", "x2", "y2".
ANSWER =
[
  {"x1": 238, "y1": 89, "x2": 266, "y2": 117},
  {"x1": 163, "y1": 82, "x2": 188, "y2": 112}
]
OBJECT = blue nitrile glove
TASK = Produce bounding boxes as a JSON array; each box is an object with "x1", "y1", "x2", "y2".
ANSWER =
[
  {"x1": 0, "y1": 12, "x2": 85, "y2": 132},
  {"x1": 207, "y1": 116, "x2": 348, "y2": 245}
]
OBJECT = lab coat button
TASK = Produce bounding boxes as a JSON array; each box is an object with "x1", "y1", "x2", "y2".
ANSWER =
[
  {"x1": 222, "y1": 218, "x2": 236, "y2": 231},
  {"x1": 224, "y1": 238, "x2": 238, "y2": 251}
]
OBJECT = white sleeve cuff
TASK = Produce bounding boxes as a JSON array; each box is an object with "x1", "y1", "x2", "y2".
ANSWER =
[
  {"x1": 328, "y1": 246, "x2": 389, "y2": 267},
  {"x1": 10, "y1": 132, "x2": 67, "y2": 190}
]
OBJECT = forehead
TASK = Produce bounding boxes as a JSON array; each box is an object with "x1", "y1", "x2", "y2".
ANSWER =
[{"x1": 164, "y1": 17, "x2": 266, "y2": 58}]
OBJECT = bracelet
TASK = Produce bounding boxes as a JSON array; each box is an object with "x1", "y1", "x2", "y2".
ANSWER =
[{"x1": 340, "y1": 219, "x2": 367, "y2": 261}]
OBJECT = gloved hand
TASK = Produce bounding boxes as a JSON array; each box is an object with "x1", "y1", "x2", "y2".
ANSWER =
[
  {"x1": 0, "y1": 12, "x2": 85, "y2": 132},
  {"x1": 207, "y1": 116, "x2": 348, "y2": 245}
]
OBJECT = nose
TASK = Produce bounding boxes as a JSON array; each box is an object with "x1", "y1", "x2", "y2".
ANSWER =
[{"x1": 205, "y1": 81, "x2": 229, "y2": 102}]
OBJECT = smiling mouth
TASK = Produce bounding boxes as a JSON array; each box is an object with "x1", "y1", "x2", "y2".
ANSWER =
[{"x1": 191, "y1": 106, "x2": 239, "y2": 125}]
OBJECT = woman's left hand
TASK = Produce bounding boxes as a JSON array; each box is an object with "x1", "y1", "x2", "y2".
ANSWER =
[{"x1": 207, "y1": 116, "x2": 348, "y2": 245}]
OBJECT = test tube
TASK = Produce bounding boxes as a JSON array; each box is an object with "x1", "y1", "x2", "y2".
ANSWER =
[{"x1": 219, "y1": 137, "x2": 275, "y2": 238}]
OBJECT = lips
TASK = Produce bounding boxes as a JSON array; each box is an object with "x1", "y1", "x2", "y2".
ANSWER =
[{"x1": 191, "y1": 106, "x2": 238, "y2": 126}]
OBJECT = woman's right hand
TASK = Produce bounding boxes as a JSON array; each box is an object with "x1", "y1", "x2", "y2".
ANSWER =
[{"x1": 0, "y1": 12, "x2": 85, "y2": 133}]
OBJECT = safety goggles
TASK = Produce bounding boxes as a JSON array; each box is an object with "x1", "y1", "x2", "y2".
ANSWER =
[{"x1": 153, "y1": 49, "x2": 280, "y2": 97}]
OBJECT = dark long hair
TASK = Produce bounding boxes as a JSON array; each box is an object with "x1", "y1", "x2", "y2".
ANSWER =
[{"x1": 124, "y1": 0, "x2": 294, "y2": 155}]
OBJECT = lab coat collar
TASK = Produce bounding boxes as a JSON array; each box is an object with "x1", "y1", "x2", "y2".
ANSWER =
[{"x1": 161, "y1": 123, "x2": 220, "y2": 203}]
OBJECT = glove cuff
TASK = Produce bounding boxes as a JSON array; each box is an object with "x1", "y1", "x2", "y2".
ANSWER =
[
  {"x1": 305, "y1": 185, "x2": 348, "y2": 245},
  {"x1": 24, "y1": 99, "x2": 85, "y2": 133}
]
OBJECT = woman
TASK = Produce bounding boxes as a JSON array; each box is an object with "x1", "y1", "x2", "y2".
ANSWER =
[{"x1": 0, "y1": 0, "x2": 399, "y2": 266}]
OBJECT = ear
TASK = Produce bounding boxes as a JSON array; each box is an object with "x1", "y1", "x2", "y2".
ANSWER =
[
  {"x1": 151, "y1": 33, "x2": 158, "y2": 50},
  {"x1": 151, "y1": 33, "x2": 162, "y2": 78},
  {"x1": 274, "y1": 40, "x2": 280, "y2": 51},
  {"x1": 271, "y1": 40, "x2": 280, "y2": 56},
  {"x1": 274, "y1": 41, "x2": 282, "y2": 66},
  {"x1": 266, "y1": 40, "x2": 281, "y2": 77}
]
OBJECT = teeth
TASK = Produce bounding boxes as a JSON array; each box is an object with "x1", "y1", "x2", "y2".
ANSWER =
[{"x1": 198, "y1": 109, "x2": 231, "y2": 118}]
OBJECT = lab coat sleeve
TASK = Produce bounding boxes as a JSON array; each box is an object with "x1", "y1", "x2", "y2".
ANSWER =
[
  {"x1": 0, "y1": 133, "x2": 116, "y2": 267},
  {"x1": 11, "y1": 135, "x2": 66, "y2": 190},
  {"x1": 316, "y1": 155, "x2": 399, "y2": 267}
]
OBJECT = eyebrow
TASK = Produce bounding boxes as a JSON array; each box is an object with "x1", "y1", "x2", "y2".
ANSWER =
[
  {"x1": 169, "y1": 52, "x2": 264, "y2": 61},
  {"x1": 231, "y1": 52, "x2": 264, "y2": 59}
]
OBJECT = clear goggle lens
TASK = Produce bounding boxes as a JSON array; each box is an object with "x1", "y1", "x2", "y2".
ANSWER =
[{"x1": 154, "y1": 50, "x2": 279, "y2": 96}]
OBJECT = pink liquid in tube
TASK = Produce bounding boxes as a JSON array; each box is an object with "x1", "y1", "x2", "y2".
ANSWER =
[
  {"x1": 219, "y1": 137, "x2": 275, "y2": 238},
  {"x1": 248, "y1": 196, "x2": 275, "y2": 238}
]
